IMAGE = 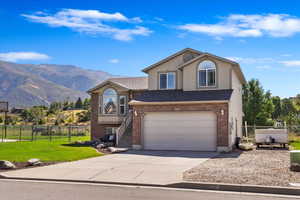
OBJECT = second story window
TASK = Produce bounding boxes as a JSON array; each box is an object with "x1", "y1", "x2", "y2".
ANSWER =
[
  {"x1": 103, "y1": 88, "x2": 117, "y2": 115},
  {"x1": 198, "y1": 60, "x2": 216, "y2": 87},
  {"x1": 159, "y1": 72, "x2": 175, "y2": 89}
]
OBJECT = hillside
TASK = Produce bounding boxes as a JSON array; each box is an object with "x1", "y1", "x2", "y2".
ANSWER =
[{"x1": 0, "y1": 60, "x2": 113, "y2": 107}]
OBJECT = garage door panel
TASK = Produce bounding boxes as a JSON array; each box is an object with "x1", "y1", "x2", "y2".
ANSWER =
[{"x1": 143, "y1": 111, "x2": 217, "y2": 151}]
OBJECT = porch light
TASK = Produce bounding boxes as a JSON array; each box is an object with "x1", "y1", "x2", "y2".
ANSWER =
[
  {"x1": 221, "y1": 109, "x2": 224, "y2": 115},
  {"x1": 134, "y1": 110, "x2": 138, "y2": 116}
]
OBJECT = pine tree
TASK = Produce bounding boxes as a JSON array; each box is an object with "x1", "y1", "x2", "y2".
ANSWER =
[{"x1": 75, "y1": 97, "x2": 83, "y2": 109}]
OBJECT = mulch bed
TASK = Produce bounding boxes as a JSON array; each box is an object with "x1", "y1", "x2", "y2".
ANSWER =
[
  {"x1": 184, "y1": 149, "x2": 300, "y2": 187},
  {"x1": 0, "y1": 162, "x2": 58, "y2": 172}
]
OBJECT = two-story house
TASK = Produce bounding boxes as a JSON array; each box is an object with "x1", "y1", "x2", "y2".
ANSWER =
[{"x1": 88, "y1": 48, "x2": 246, "y2": 152}]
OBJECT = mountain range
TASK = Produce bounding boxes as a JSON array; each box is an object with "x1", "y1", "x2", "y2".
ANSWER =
[{"x1": 0, "y1": 60, "x2": 114, "y2": 108}]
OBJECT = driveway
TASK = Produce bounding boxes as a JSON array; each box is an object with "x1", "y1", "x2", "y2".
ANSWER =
[{"x1": 1, "y1": 150, "x2": 217, "y2": 185}]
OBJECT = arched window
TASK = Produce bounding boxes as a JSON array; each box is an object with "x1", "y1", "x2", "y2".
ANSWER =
[
  {"x1": 102, "y1": 88, "x2": 117, "y2": 114},
  {"x1": 198, "y1": 60, "x2": 216, "y2": 87}
]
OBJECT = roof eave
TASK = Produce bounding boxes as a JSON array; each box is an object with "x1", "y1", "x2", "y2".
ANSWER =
[
  {"x1": 87, "y1": 80, "x2": 129, "y2": 94},
  {"x1": 142, "y1": 48, "x2": 203, "y2": 73},
  {"x1": 129, "y1": 100, "x2": 229, "y2": 105}
]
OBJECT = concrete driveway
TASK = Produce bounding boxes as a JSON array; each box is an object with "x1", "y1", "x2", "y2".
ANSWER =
[{"x1": 1, "y1": 151, "x2": 217, "y2": 185}]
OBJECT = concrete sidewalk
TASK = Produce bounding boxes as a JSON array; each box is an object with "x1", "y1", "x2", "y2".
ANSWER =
[{"x1": 1, "y1": 151, "x2": 217, "y2": 185}]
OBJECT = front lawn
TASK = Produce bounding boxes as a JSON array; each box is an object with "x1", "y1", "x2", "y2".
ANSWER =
[{"x1": 0, "y1": 138, "x2": 102, "y2": 162}]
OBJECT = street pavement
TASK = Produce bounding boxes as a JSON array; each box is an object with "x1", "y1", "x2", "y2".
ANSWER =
[{"x1": 0, "y1": 179, "x2": 299, "y2": 200}]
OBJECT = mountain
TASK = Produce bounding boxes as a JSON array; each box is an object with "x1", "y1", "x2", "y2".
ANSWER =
[{"x1": 0, "y1": 60, "x2": 114, "y2": 108}]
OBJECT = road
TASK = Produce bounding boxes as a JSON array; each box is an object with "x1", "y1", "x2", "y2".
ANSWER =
[{"x1": 0, "y1": 179, "x2": 299, "y2": 200}]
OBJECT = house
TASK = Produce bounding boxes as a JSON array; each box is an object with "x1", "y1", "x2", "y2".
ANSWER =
[{"x1": 88, "y1": 48, "x2": 246, "y2": 152}]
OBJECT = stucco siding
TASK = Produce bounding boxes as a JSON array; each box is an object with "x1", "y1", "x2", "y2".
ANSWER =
[
  {"x1": 182, "y1": 57, "x2": 232, "y2": 91},
  {"x1": 228, "y1": 69, "x2": 243, "y2": 146},
  {"x1": 147, "y1": 54, "x2": 184, "y2": 90}
]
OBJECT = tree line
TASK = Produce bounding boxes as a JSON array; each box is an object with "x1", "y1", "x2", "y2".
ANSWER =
[
  {"x1": 0, "y1": 97, "x2": 91, "y2": 125},
  {"x1": 243, "y1": 79, "x2": 300, "y2": 126}
]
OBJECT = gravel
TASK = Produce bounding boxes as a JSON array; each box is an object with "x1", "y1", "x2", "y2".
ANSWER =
[{"x1": 184, "y1": 149, "x2": 300, "y2": 187}]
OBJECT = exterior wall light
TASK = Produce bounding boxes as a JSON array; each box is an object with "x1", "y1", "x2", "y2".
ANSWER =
[{"x1": 221, "y1": 109, "x2": 224, "y2": 116}]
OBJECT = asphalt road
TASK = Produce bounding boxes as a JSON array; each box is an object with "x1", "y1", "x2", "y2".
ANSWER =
[{"x1": 0, "y1": 179, "x2": 299, "y2": 200}]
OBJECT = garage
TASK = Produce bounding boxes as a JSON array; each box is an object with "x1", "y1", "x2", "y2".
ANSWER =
[{"x1": 143, "y1": 111, "x2": 217, "y2": 151}]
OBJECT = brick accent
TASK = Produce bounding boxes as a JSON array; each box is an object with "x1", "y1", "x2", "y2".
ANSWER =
[{"x1": 132, "y1": 103, "x2": 229, "y2": 148}]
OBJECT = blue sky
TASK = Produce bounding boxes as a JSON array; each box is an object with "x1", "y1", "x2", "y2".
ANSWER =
[{"x1": 1, "y1": 0, "x2": 300, "y2": 97}]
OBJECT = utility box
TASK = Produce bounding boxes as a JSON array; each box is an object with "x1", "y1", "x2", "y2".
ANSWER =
[{"x1": 290, "y1": 150, "x2": 300, "y2": 172}]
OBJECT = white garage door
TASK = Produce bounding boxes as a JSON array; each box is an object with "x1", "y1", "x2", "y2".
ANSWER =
[{"x1": 143, "y1": 112, "x2": 217, "y2": 151}]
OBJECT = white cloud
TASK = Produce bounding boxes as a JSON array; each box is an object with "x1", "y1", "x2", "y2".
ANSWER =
[
  {"x1": 280, "y1": 60, "x2": 300, "y2": 67},
  {"x1": 256, "y1": 65, "x2": 272, "y2": 70},
  {"x1": 280, "y1": 54, "x2": 292, "y2": 57},
  {"x1": 22, "y1": 9, "x2": 151, "y2": 41},
  {"x1": 109, "y1": 59, "x2": 119, "y2": 64},
  {"x1": 226, "y1": 56, "x2": 274, "y2": 64},
  {"x1": 178, "y1": 14, "x2": 300, "y2": 38},
  {"x1": 0, "y1": 52, "x2": 50, "y2": 62}
]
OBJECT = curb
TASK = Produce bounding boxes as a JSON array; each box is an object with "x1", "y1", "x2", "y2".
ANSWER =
[
  {"x1": 1, "y1": 176, "x2": 299, "y2": 196},
  {"x1": 169, "y1": 182, "x2": 300, "y2": 196}
]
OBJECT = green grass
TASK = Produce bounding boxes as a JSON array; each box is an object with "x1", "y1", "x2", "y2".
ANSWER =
[
  {"x1": 289, "y1": 133, "x2": 300, "y2": 150},
  {"x1": 0, "y1": 137, "x2": 102, "y2": 162}
]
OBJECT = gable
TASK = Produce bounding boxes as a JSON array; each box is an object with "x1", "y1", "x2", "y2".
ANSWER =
[
  {"x1": 142, "y1": 48, "x2": 202, "y2": 73},
  {"x1": 179, "y1": 53, "x2": 246, "y2": 84}
]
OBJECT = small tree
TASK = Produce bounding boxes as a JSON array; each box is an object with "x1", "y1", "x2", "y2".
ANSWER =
[{"x1": 75, "y1": 97, "x2": 83, "y2": 109}]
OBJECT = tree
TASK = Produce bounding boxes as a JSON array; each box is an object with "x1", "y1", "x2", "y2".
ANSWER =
[
  {"x1": 20, "y1": 106, "x2": 46, "y2": 125},
  {"x1": 271, "y1": 96, "x2": 282, "y2": 120},
  {"x1": 243, "y1": 79, "x2": 266, "y2": 125},
  {"x1": 75, "y1": 97, "x2": 83, "y2": 109},
  {"x1": 48, "y1": 102, "x2": 62, "y2": 115},
  {"x1": 281, "y1": 98, "x2": 298, "y2": 125},
  {"x1": 83, "y1": 98, "x2": 90, "y2": 110}
]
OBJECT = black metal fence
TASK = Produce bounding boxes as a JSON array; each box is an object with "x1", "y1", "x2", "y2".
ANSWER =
[{"x1": 0, "y1": 125, "x2": 90, "y2": 142}]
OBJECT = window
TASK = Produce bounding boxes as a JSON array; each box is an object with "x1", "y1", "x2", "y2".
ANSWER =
[
  {"x1": 119, "y1": 96, "x2": 126, "y2": 115},
  {"x1": 103, "y1": 88, "x2": 117, "y2": 114},
  {"x1": 159, "y1": 72, "x2": 175, "y2": 89},
  {"x1": 198, "y1": 60, "x2": 216, "y2": 87}
]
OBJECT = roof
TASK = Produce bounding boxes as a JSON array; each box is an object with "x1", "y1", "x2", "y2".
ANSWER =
[
  {"x1": 178, "y1": 52, "x2": 246, "y2": 84},
  {"x1": 142, "y1": 48, "x2": 203, "y2": 73},
  {"x1": 87, "y1": 77, "x2": 148, "y2": 93},
  {"x1": 130, "y1": 89, "x2": 233, "y2": 103}
]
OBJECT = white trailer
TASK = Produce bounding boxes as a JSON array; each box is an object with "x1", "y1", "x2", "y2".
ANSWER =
[{"x1": 255, "y1": 128, "x2": 288, "y2": 148}]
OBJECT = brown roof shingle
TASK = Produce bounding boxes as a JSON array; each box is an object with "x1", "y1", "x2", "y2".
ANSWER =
[{"x1": 131, "y1": 89, "x2": 233, "y2": 102}]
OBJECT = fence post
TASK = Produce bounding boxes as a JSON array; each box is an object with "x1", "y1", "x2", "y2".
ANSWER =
[
  {"x1": 1, "y1": 125, "x2": 4, "y2": 142},
  {"x1": 49, "y1": 126, "x2": 52, "y2": 141},
  {"x1": 19, "y1": 126, "x2": 22, "y2": 141},
  {"x1": 68, "y1": 126, "x2": 71, "y2": 143},
  {"x1": 31, "y1": 125, "x2": 34, "y2": 141},
  {"x1": 4, "y1": 111, "x2": 7, "y2": 139}
]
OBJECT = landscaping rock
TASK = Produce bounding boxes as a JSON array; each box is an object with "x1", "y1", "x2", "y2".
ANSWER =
[
  {"x1": 291, "y1": 163, "x2": 300, "y2": 172},
  {"x1": 27, "y1": 158, "x2": 42, "y2": 166},
  {"x1": 90, "y1": 140, "x2": 101, "y2": 147},
  {"x1": 239, "y1": 143, "x2": 254, "y2": 151},
  {"x1": 107, "y1": 147, "x2": 128, "y2": 153},
  {"x1": 96, "y1": 143, "x2": 106, "y2": 149},
  {"x1": 0, "y1": 160, "x2": 16, "y2": 169}
]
